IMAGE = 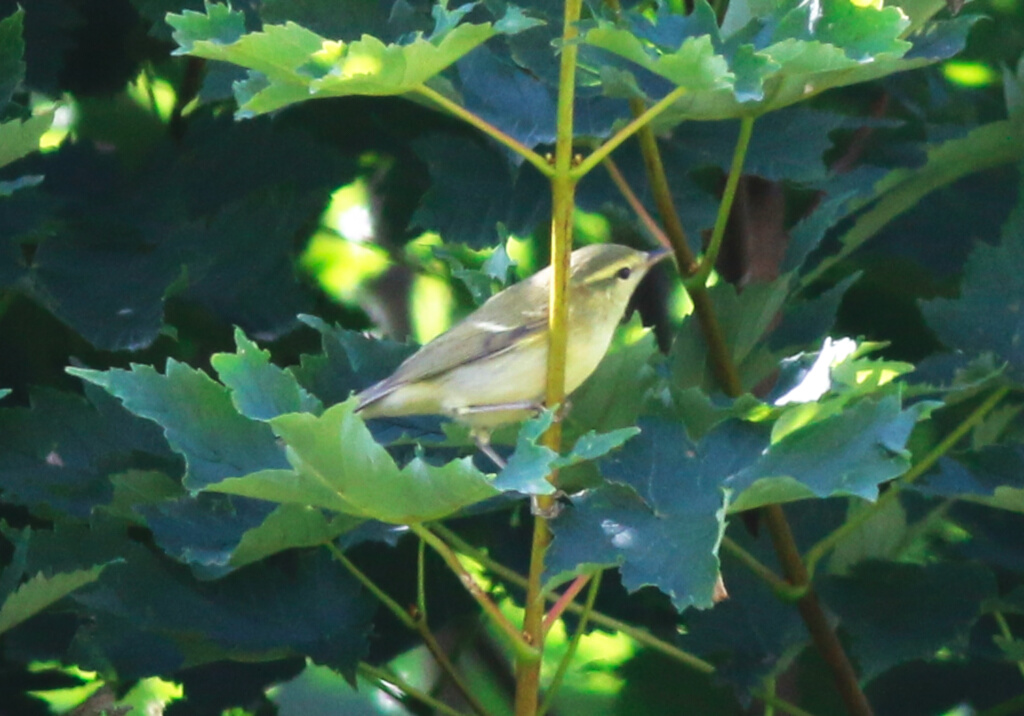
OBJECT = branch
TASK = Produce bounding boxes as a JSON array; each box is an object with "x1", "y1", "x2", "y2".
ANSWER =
[
  {"x1": 763, "y1": 505, "x2": 875, "y2": 716},
  {"x1": 360, "y1": 663, "x2": 470, "y2": 716},
  {"x1": 411, "y1": 524, "x2": 536, "y2": 660},
  {"x1": 413, "y1": 84, "x2": 554, "y2": 179},
  {"x1": 685, "y1": 116, "x2": 755, "y2": 287},
  {"x1": 571, "y1": 85, "x2": 689, "y2": 179},
  {"x1": 538, "y1": 572, "x2": 602, "y2": 716},
  {"x1": 328, "y1": 541, "x2": 492, "y2": 716}
]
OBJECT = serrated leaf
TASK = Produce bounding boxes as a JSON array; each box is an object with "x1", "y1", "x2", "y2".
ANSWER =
[
  {"x1": 922, "y1": 199, "x2": 1024, "y2": 376},
  {"x1": 211, "y1": 327, "x2": 322, "y2": 421},
  {"x1": 818, "y1": 561, "x2": 996, "y2": 680},
  {"x1": 137, "y1": 493, "x2": 276, "y2": 578},
  {"x1": 230, "y1": 504, "x2": 363, "y2": 569},
  {"x1": 72, "y1": 545, "x2": 374, "y2": 677},
  {"x1": 0, "y1": 8, "x2": 25, "y2": 111},
  {"x1": 0, "y1": 563, "x2": 112, "y2": 635},
  {"x1": 0, "y1": 113, "x2": 53, "y2": 170},
  {"x1": 548, "y1": 417, "x2": 737, "y2": 611},
  {"x1": 169, "y1": 1, "x2": 498, "y2": 117},
  {"x1": 729, "y1": 394, "x2": 919, "y2": 511},
  {"x1": 670, "y1": 277, "x2": 791, "y2": 396},
  {"x1": 493, "y1": 410, "x2": 636, "y2": 494},
  {"x1": 0, "y1": 387, "x2": 176, "y2": 518},
  {"x1": 69, "y1": 361, "x2": 289, "y2": 490},
  {"x1": 915, "y1": 446, "x2": 1024, "y2": 514},
  {"x1": 204, "y1": 400, "x2": 502, "y2": 523},
  {"x1": 818, "y1": 118, "x2": 1024, "y2": 288},
  {"x1": 584, "y1": 0, "x2": 972, "y2": 126}
]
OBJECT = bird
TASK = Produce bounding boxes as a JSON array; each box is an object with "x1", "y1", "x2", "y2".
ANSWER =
[{"x1": 355, "y1": 243, "x2": 669, "y2": 465}]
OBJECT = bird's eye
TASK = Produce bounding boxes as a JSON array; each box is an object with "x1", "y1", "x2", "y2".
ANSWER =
[{"x1": 616, "y1": 267, "x2": 632, "y2": 280}]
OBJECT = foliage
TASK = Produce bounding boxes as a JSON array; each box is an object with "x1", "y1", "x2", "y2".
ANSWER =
[{"x1": 0, "y1": 0, "x2": 1022, "y2": 714}]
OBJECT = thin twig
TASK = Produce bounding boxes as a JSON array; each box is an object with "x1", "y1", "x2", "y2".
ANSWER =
[
  {"x1": 572, "y1": 85, "x2": 690, "y2": 179},
  {"x1": 720, "y1": 536, "x2": 804, "y2": 601},
  {"x1": 359, "y1": 662, "x2": 471, "y2": 716},
  {"x1": 686, "y1": 116, "x2": 756, "y2": 287},
  {"x1": 328, "y1": 541, "x2": 492, "y2": 716},
  {"x1": 602, "y1": 157, "x2": 674, "y2": 251},
  {"x1": 413, "y1": 84, "x2": 554, "y2": 178},
  {"x1": 543, "y1": 575, "x2": 591, "y2": 634},
  {"x1": 538, "y1": 572, "x2": 603, "y2": 716},
  {"x1": 411, "y1": 524, "x2": 535, "y2": 659},
  {"x1": 326, "y1": 542, "x2": 416, "y2": 630},
  {"x1": 764, "y1": 505, "x2": 875, "y2": 716}
]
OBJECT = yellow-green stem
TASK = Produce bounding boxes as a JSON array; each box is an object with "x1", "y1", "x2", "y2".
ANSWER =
[
  {"x1": 687, "y1": 116, "x2": 756, "y2": 287},
  {"x1": 572, "y1": 85, "x2": 689, "y2": 179},
  {"x1": 413, "y1": 84, "x2": 554, "y2": 178},
  {"x1": 516, "y1": 1, "x2": 585, "y2": 714},
  {"x1": 329, "y1": 541, "x2": 491, "y2": 716}
]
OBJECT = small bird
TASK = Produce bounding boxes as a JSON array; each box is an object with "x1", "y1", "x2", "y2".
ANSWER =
[{"x1": 355, "y1": 243, "x2": 669, "y2": 464}]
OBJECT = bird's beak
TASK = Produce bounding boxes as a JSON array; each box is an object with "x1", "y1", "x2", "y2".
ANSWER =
[{"x1": 645, "y1": 248, "x2": 672, "y2": 268}]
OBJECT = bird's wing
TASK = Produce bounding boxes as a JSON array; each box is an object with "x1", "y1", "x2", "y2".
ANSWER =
[{"x1": 356, "y1": 280, "x2": 549, "y2": 406}]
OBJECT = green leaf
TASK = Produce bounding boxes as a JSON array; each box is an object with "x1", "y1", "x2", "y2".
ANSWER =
[
  {"x1": 0, "y1": 8, "x2": 25, "y2": 111},
  {"x1": 566, "y1": 320, "x2": 660, "y2": 436},
  {"x1": 670, "y1": 277, "x2": 791, "y2": 396},
  {"x1": 211, "y1": 328, "x2": 322, "y2": 421},
  {"x1": 915, "y1": 446, "x2": 1024, "y2": 514},
  {"x1": 168, "y1": 1, "x2": 498, "y2": 117},
  {"x1": 922, "y1": 196, "x2": 1024, "y2": 377},
  {"x1": 72, "y1": 545, "x2": 374, "y2": 677},
  {"x1": 818, "y1": 561, "x2": 996, "y2": 680},
  {"x1": 494, "y1": 410, "x2": 637, "y2": 495},
  {"x1": 69, "y1": 361, "x2": 289, "y2": 490},
  {"x1": 229, "y1": 504, "x2": 363, "y2": 568},
  {"x1": 0, "y1": 113, "x2": 52, "y2": 170},
  {"x1": 548, "y1": 417, "x2": 735, "y2": 610},
  {"x1": 205, "y1": 400, "x2": 502, "y2": 523},
  {"x1": 994, "y1": 636, "x2": 1024, "y2": 662},
  {"x1": 729, "y1": 393, "x2": 919, "y2": 511},
  {"x1": 0, "y1": 563, "x2": 112, "y2": 635},
  {"x1": 584, "y1": 0, "x2": 972, "y2": 126},
  {"x1": 0, "y1": 387, "x2": 176, "y2": 518}
]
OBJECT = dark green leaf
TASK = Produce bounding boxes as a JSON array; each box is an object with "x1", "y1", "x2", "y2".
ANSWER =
[
  {"x1": 922, "y1": 195, "x2": 1024, "y2": 376},
  {"x1": 211, "y1": 328, "x2": 322, "y2": 421},
  {"x1": 0, "y1": 563, "x2": 112, "y2": 635},
  {"x1": 69, "y1": 361, "x2": 289, "y2": 491},
  {"x1": 729, "y1": 393, "x2": 919, "y2": 511},
  {"x1": 818, "y1": 561, "x2": 996, "y2": 680},
  {"x1": 0, "y1": 386, "x2": 176, "y2": 518},
  {"x1": 0, "y1": 8, "x2": 25, "y2": 111},
  {"x1": 548, "y1": 417, "x2": 734, "y2": 610},
  {"x1": 72, "y1": 545, "x2": 373, "y2": 676}
]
